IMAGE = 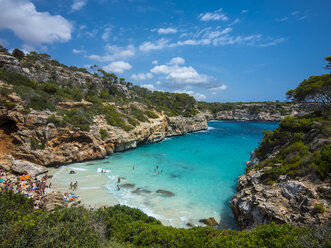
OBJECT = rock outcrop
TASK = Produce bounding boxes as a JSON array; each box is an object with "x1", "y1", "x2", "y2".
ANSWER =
[
  {"x1": 11, "y1": 157, "x2": 48, "y2": 176},
  {"x1": 230, "y1": 161, "x2": 331, "y2": 230},
  {"x1": 0, "y1": 106, "x2": 207, "y2": 167},
  {"x1": 203, "y1": 103, "x2": 315, "y2": 122}
]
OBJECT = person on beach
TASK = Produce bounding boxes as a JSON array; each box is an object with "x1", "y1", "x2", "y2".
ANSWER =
[
  {"x1": 117, "y1": 177, "x2": 121, "y2": 183},
  {"x1": 74, "y1": 181, "x2": 78, "y2": 190},
  {"x1": 70, "y1": 182, "x2": 73, "y2": 190}
]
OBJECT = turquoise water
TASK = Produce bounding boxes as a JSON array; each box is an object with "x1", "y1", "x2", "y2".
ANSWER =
[{"x1": 52, "y1": 121, "x2": 278, "y2": 228}]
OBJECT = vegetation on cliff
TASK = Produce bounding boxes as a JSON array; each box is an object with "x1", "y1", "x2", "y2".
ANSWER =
[
  {"x1": 198, "y1": 101, "x2": 292, "y2": 116},
  {"x1": 250, "y1": 57, "x2": 330, "y2": 184},
  {"x1": 1, "y1": 191, "x2": 330, "y2": 248},
  {"x1": 0, "y1": 46, "x2": 199, "y2": 132}
]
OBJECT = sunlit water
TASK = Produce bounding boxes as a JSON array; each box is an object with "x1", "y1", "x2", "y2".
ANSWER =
[{"x1": 51, "y1": 121, "x2": 278, "y2": 228}]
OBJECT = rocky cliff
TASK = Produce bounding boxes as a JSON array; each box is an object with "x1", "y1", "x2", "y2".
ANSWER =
[
  {"x1": 0, "y1": 50, "x2": 207, "y2": 170},
  {"x1": 0, "y1": 98, "x2": 207, "y2": 168},
  {"x1": 230, "y1": 115, "x2": 331, "y2": 229},
  {"x1": 201, "y1": 103, "x2": 315, "y2": 122}
]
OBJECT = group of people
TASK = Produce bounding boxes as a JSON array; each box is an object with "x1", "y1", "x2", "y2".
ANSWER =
[
  {"x1": 154, "y1": 165, "x2": 163, "y2": 175},
  {"x1": 0, "y1": 168, "x2": 51, "y2": 207},
  {"x1": 69, "y1": 181, "x2": 78, "y2": 190}
]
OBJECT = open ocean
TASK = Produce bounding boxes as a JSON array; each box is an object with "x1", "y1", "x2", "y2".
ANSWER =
[{"x1": 51, "y1": 121, "x2": 278, "y2": 228}]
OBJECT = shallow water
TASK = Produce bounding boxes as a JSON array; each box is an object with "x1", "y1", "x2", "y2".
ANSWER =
[{"x1": 51, "y1": 121, "x2": 278, "y2": 228}]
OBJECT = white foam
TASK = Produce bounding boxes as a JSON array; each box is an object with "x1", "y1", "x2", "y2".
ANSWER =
[
  {"x1": 160, "y1": 137, "x2": 172, "y2": 143},
  {"x1": 80, "y1": 186, "x2": 101, "y2": 190},
  {"x1": 106, "y1": 175, "x2": 117, "y2": 180},
  {"x1": 97, "y1": 168, "x2": 110, "y2": 173},
  {"x1": 69, "y1": 167, "x2": 87, "y2": 171},
  {"x1": 208, "y1": 126, "x2": 215, "y2": 130}
]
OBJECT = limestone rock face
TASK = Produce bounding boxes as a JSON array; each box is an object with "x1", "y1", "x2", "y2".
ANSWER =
[
  {"x1": 202, "y1": 103, "x2": 315, "y2": 122},
  {"x1": 11, "y1": 158, "x2": 48, "y2": 176},
  {"x1": 0, "y1": 96, "x2": 207, "y2": 167},
  {"x1": 230, "y1": 165, "x2": 331, "y2": 230}
]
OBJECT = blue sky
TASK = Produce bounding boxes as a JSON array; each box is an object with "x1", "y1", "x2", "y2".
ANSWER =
[{"x1": 0, "y1": 0, "x2": 330, "y2": 102}]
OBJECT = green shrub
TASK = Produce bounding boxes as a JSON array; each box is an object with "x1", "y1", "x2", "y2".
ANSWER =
[
  {"x1": 314, "y1": 145, "x2": 331, "y2": 180},
  {"x1": 145, "y1": 110, "x2": 159, "y2": 119},
  {"x1": 128, "y1": 117, "x2": 139, "y2": 127},
  {"x1": 130, "y1": 105, "x2": 148, "y2": 122},
  {"x1": 47, "y1": 114, "x2": 66, "y2": 127},
  {"x1": 0, "y1": 191, "x2": 330, "y2": 248},
  {"x1": 28, "y1": 95, "x2": 55, "y2": 111},
  {"x1": 100, "y1": 128, "x2": 107, "y2": 140},
  {"x1": 0, "y1": 87, "x2": 13, "y2": 96},
  {"x1": 0, "y1": 69, "x2": 38, "y2": 89},
  {"x1": 0, "y1": 100, "x2": 16, "y2": 110},
  {"x1": 314, "y1": 204, "x2": 325, "y2": 213},
  {"x1": 61, "y1": 108, "x2": 92, "y2": 131},
  {"x1": 30, "y1": 138, "x2": 45, "y2": 150}
]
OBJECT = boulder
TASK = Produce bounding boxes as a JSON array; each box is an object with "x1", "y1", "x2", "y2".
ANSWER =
[
  {"x1": 39, "y1": 191, "x2": 66, "y2": 211},
  {"x1": 121, "y1": 183, "x2": 135, "y2": 188},
  {"x1": 156, "y1": 189, "x2": 175, "y2": 197},
  {"x1": 281, "y1": 181, "x2": 305, "y2": 200},
  {"x1": 69, "y1": 170, "x2": 76, "y2": 174},
  {"x1": 11, "y1": 159, "x2": 48, "y2": 176},
  {"x1": 132, "y1": 188, "x2": 152, "y2": 195},
  {"x1": 199, "y1": 217, "x2": 218, "y2": 227}
]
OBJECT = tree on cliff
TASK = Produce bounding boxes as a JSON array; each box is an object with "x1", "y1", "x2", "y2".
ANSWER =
[
  {"x1": 286, "y1": 56, "x2": 331, "y2": 109},
  {"x1": 12, "y1": 48, "x2": 25, "y2": 61}
]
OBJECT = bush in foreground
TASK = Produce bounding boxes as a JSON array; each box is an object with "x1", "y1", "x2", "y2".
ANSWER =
[{"x1": 0, "y1": 191, "x2": 330, "y2": 248}]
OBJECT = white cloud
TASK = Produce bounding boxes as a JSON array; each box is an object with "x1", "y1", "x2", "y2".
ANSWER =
[
  {"x1": 277, "y1": 17, "x2": 289, "y2": 22},
  {"x1": 241, "y1": 10, "x2": 248, "y2": 14},
  {"x1": 199, "y1": 8, "x2": 229, "y2": 21},
  {"x1": 168, "y1": 57, "x2": 185, "y2": 65},
  {"x1": 151, "y1": 57, "x2": 217, "y2": 89},
  {"x1": 72, "y1": 48, "x2": 86, "y2": 54},
  {"x1": 0, "y1": 0, "x2": 72, "y2": 46},
  {"x1": 158, "y1": 28, "x2": 177, "y2": 34},
  {"x1": 141, "y1": 84, "x2": 156, "y2": 91},
  {"x1": 292, "y1": 10, "x2": 299, "y2": 16},
  {"x1": 71, "y1": 0, "x2": 87, "y2": 11},
  {"x1": 87, "y1": 44, "x2": 135, "y2": 62},
  {"x1": 139, "y1": 38, "x2": 169, "y2": 52},
  {"x1": 174, "y1": 90, "x2": 206, "y2": 100},
  {"x1": 102, "y1": 27, "x2": 112, "y2": 41},
  {"x1": 103, "y1": 61, "x2": 132, "y2": 73},
  {"x1": 152, "y1": 60, "x2": 158, "y2": 65},
  {"x1": 212, "y1": 92, "x2": 217, "y2": 95},
  {"x1": 203, "y1": 27, "x2": 232, "y2": 39},
  {"x1": 156, "y1": 81, "x2": 161, "y2": 85},
  {"x1": 131, "y1": 72, "x2": 153, "y2": 80},
  {"x1": 258, "y1": 38, "x2": 285, "y2": 47},
  {"x1": 138, "y1": 25, "x2": 285, "y2": 52},
  {"x1": 210, "y1": 85, "x2": 227, "y2": 90},
  {"x1": 228, "y1": 18, "x2": 240, "y2": 26}
]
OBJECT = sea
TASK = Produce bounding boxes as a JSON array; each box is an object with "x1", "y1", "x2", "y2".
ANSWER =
[{"x1": 50, "y1": 121, "x2": 278, "y2": 228}]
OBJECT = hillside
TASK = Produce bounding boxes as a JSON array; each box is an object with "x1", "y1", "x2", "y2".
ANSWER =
[
  {"x1": 199, "y1": 101, "x2": 315, "y2": 121},
  {"x1": 0, "y1": 46, "x2": 207, "y2": 168},
  {"x1": 230, "y1": 58, "x2": 331, "y2": 229}
]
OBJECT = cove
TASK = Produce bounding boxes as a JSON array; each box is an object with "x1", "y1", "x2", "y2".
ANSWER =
[{"x1": 51, "y1": 121, "x2": 278, "y2": 228}]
